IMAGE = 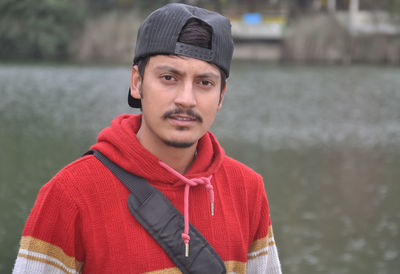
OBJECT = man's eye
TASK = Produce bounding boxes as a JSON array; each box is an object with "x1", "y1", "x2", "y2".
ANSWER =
[
  {"x1": 162, "y1": 75, "x2": 173, "y2": 81},
  {"x1": 201, "y1": 80, "x2": 213, "y2": 86}
]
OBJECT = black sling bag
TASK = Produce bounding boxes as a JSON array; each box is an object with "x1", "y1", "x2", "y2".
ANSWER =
[{"x1": 87, "y1": 150, "x2": 226, "y2": 274}]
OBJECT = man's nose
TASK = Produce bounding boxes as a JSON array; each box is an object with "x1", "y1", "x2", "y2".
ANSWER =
[{"x1": 174, "y1": 81, "x2": 197, "y2": 108}]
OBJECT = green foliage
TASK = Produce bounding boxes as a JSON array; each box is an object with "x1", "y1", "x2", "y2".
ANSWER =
[
  {"x1": 387, "y1": 0, "x2": 400, "y2": 16},
  {"x1": 2, "y1": 0, "x2": 399, "y2": 61},
  {"x1": 0, "y1": 0, "x2": 86, "y2": 60}
]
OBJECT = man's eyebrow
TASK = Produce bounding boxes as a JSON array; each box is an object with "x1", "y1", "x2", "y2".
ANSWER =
[
  {"x1": 153, "y1": 65, "x2": 183, "y2": 75},
  {"x1": 197, "y1": 72, "x2": 219, "y2": 79},
  {"x1": 153, "y1": 65, "x2": 219, "y2": 79}
]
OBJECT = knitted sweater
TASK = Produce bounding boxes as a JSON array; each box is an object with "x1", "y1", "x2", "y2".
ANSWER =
[{"x1": 13, "y1": 114, "x2": 282, "y2": 274}]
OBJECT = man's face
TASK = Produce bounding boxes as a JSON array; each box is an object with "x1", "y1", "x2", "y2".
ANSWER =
[{"x1": 130, "y1": 54, "x2": 226, "y2": 149}]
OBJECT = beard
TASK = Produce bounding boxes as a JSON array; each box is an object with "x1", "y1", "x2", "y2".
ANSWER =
[
  {"x1": 160, "y1": 108, "x2": 203, "y2": 148},
  {"x1": 162, "y1": 139, "x2": 196, "y2": 148}
]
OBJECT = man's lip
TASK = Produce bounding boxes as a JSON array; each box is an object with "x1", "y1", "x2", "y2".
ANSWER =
[
  {"x1": 167, "y1": 115, "x2": 198, "y2": 126},
  {"x1": 168, "y1": 114, "x2": 197, "y2": 121}
]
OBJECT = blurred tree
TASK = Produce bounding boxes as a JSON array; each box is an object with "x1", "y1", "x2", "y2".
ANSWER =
[
  {"x1": 0, "y1": 0, "x2": 86, "y2": 60},
  {"x1": 86, "y1": 0, "x2": 116, "y2": 11},
  {"x1": 85, "y1": 0, "x2": 171, "y2": 12},
  {"x1": 387, "y1": 0, "x2": 400, "y2": 17},
  {"x1": 135, "y1": 0, "x2": 170, "y2": 12}
]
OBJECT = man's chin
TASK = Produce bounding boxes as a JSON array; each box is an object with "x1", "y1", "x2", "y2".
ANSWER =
[{"x1": 163, "y1": 139, "x2": 196, "y2": 149}]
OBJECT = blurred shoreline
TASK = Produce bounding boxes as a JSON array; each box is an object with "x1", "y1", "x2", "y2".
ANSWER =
[{"x1": 68, "y1": 11, "x2": 400, "y2": 65}]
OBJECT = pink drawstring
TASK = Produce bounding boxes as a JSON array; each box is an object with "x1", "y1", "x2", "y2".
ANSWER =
[{"x1": 159, "y1": 161, "x2": 214, "y2": 257}]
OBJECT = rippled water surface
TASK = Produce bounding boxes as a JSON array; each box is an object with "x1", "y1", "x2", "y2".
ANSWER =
[{"x1": 1, "y1": 63, "x2": 399, "y2": 273}]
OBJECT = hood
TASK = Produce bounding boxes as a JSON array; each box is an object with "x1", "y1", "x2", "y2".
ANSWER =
[
  {"x1": 91, "y1": 114, "x2": 226, "y2": 251},
  {"x1": 90, "y1": 114, "x2": 225, "y2": 186}
]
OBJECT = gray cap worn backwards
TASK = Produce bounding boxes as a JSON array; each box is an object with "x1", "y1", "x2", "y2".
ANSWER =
[{"x1": 128, "y1": 3, "x2": 234, "y2": 108}]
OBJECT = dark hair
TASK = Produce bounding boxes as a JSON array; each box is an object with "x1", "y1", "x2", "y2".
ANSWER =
[
  {"x1": 179, "y1": 18, "x2": 212, "y2": 49},
  {"x1": 136, "y1": 19, "x2": 227, "y2": 92}
]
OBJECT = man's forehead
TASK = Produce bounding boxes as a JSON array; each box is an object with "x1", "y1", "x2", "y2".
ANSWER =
[{"x1": 147, "y1": 55, "x2": 221, "y2": 77}]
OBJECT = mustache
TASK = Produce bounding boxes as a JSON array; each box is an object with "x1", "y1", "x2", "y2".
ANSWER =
[{"x1": 162, "y1": 108, "x2": 203, "y2": 123}]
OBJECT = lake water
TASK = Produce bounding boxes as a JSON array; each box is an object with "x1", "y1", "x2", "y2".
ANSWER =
[{"x1": 1, "y1": 62, "x2": 399, "y2": 273}]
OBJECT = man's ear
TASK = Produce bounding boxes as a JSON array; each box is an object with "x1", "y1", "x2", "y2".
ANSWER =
[
  {"x1": 217, "y1": 80, "x2": 227, "y2": 110},
  {"x1": 130, "y1": 65, "x2": 142, "y2": 99}
]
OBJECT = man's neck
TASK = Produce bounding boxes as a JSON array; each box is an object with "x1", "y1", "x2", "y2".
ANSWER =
[
  {"x1": 154, "y1": 144, "x2": 197, "y2": 174},
  {"x1": 136, "y1": 129, "x2": 197, "y2": 174}
]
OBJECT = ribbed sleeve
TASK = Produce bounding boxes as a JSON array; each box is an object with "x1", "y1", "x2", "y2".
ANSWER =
[{"x1": 13, "y1": 177, "x2": 84, "y2": 273}]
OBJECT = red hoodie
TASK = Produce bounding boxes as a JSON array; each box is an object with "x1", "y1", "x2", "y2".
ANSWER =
[{"x1": 13, "y1": 114, "x2": 281, "y2": 274}]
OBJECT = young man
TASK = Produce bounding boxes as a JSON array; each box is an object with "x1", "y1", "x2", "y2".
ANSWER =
[{"x1": 13, "y1": 3, "x2": 282, "y2": 274}]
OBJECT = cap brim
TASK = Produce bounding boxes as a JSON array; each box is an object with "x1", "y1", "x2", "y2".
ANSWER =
[{"x1": 128, "y1": 88, "x2": 142, "y2": 108}]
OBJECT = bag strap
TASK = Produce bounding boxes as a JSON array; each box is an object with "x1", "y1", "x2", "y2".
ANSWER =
[{"x1": 87, "y1": 150, "x2": 226, "y2": 274}]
